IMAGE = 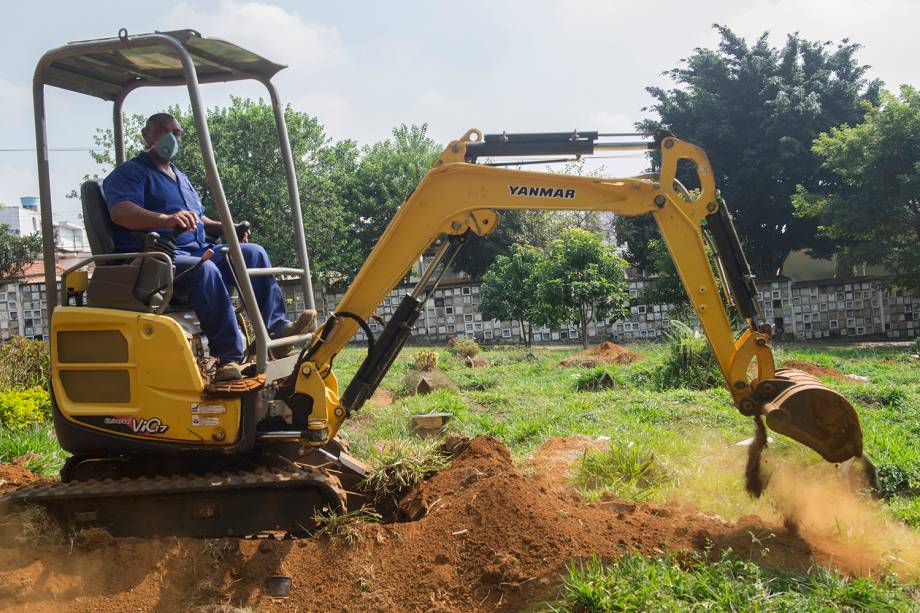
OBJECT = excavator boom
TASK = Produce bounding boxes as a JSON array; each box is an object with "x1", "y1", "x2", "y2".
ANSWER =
[{"x1": 294, "y1": 129, "x2": 864, "y2": 465}]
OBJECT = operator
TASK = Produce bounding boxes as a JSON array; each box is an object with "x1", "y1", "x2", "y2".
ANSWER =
[{"x1": 103, "y1": 112, "x2": 315, "y2": 382}]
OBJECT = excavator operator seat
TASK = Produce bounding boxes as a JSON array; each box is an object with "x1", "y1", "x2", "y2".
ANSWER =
[
  {"x1": 80, "y1": 180, "x2": 116, "y2": 256},
  {"x1": 79, "y1": 180, "x2": 172, "y2": 312}
]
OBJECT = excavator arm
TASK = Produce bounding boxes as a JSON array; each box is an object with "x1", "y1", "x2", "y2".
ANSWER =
[{"x1": 287, "y1": 129, "x2": 863, "y2": 465}]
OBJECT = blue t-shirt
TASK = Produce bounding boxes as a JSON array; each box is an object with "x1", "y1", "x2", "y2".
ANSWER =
[{"x1": 103, "y1": 150, "x2": 208, "y2": 254}]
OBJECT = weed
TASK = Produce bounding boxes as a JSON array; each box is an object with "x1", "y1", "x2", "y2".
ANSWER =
[
  {"x1": 577, "y1": 439, "x2": 667, "y2": 501},
  {"x1": 0, "y1": 387, "x2": 51, "y2": 430},
  {"x1": 412, "y1": 350, "x2": 439, "y2": 371},
  {"x1": 312, "y1": 504, "x2": 382, "y2": 545},
  {"x1": 0, "y1": 337, "x2": 50, "y2": 390},
  {"x1": 447, "y1": 336, "x2": 480, "y2": 359},
  {"x1": 0, "y1": 422, "x2": 68, "y2": 476},
  {"x1": 654, "y1": 321, "x2": 721, "y2": 390},
  {"x1": 0, "y1": 504, "x2": 63, "y2": 546},
  {"x1": 360, "y1": 440, "x2": 449, "y2": 504},
  {"x1": 548, "y1": 550, "x2": 918, "y2": 611}
]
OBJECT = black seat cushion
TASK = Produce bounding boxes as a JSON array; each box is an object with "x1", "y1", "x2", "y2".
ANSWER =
[{"x1": 80, "y1": 180, "x2": 116, "y2": 256}]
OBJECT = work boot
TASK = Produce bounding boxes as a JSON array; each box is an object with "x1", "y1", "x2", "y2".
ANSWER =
[
  {"x1": 270, "y1": 309, "x2": 317, "y2": 359},
  {"x1": 214, "y1": 361, "x2": 244, "y2": 382}
]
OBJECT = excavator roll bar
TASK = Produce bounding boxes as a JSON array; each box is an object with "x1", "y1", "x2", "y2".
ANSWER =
[{"x1": 33, "y1": 29, "x2": 315, "y2": 372}]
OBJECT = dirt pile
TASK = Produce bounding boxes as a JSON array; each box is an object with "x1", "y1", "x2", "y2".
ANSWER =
[
  {"x1": 0, "y1": 436, "x2": 895, "y2": 612},
  {"x1": 782, "y1": 360, "x2": 846, "y2": 380},
  {"x1": 559, "y1": 341, "x2": 641, "y2": 367},
  {"x1": 0, "y1": 464, "x2": 38, "y2": 495}
]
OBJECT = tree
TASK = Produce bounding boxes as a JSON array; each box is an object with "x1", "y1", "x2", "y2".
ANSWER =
[
  {"x1": 792, "y1": 86, "x2": 920, "y2": 291},
  {"x1": 640, "y1": 25, "x2": 881, "y2": 277},
  {"x1": 342, "y1": 124, "x2": 442, "y2": 276},
  {"x1": 478, "y1": 244, "x2": 548, "y2": 346},
  {"x1": 0, "y1": 225, "x2": 42, "y2": 280},
  {"x1": 538, "y1": 228, "x2": 629, "y2": 348}
]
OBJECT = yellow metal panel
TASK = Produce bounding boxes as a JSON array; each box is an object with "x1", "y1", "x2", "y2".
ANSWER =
[{"x1": 51, "y1": 307, "x2": 240, "y2": 445}]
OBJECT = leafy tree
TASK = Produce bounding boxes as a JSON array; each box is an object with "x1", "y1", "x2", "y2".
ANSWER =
[
  {"x1": 0, "y1": 225, "x2": 42, "y2": 280},
  {"x1": 792, "y1": 86, "x2": 920, "y2": 291},
  {"x1": 478, "y1": 244, "x2": 548, "y2": 346},
  {"x1": 538, "y1": 228, "x2": 630, "y2": 348},
  {"x1": 452, "y1": 209, "x2": 560, "y2": 279},
  {"x1": 639, "y1": 25, "x2": 881, "y2": 277},
  {"x1": 342, "y1": 124, "x2": 442, "y2": 276}
]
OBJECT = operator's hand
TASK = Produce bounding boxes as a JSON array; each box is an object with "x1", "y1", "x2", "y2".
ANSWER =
[
  {"x1": 234, "y1": 221, "x2": 252, "y2": 243},
  {"x1": 165, "y1": 211, "x2": 199, "y2": 231}
]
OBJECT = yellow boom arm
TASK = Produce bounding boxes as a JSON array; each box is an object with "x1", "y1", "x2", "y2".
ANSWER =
[{"x1": 291, "y1": 130, "x2": 862, "y2": 464}]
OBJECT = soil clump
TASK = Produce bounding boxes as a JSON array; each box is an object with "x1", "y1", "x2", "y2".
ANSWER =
[
  {"x1": 0, "y1": 436, "x2": 899, "y2": 612},
  {"x1": 559, "y1": 341, "x2": 640, "y2": 367},
  {"x1": 0, "y1": 465, "x2": 38, "y2": 495},
  {"x1": 782, "y1": 359, "x2": 846, "y2": 380}
]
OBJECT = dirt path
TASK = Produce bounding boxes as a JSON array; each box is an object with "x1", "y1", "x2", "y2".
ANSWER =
[{"x1": 0, "y1": 437, "x2": 902, "y2": 612}]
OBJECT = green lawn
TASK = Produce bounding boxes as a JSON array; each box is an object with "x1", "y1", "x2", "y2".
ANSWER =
[{"x1": 2, "y1": 339, "x2": 918, "y2": 607}]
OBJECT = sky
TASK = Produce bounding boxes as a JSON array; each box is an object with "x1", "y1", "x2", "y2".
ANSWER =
[{"x1": 1, "y1": 0, "x2": 918, "y2": 223}]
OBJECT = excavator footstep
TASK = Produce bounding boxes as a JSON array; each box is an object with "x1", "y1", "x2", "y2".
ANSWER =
[{"x1": 760, "y1": 368, "x2": 863, "y2": 464}]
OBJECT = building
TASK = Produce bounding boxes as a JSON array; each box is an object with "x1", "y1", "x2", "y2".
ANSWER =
[{"x1": 0, "y1": 196, "x2": 89, "y2": 255}]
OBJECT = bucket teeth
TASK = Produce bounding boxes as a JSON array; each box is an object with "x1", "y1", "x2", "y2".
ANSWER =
[{"x1": 758, "y1": 368, "x2": 863, "y2": 463}]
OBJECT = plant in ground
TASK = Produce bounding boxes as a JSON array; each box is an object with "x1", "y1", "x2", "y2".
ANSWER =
[
  {"x1": 0, "y1": 422, "x2": 67, "y2": 476},
  {"x1": 577, "y1": 439, "x2": 667, "y2": 501},
  {"x1": 312, "y1": 504, "x2": 382, "y2": 545},
  {"x1": 550, "y1": 550, "x2": 918, "y2": 612},
  {"x1": 655, "y1": 320, "x2": 721, "y2": 390},
  {"x1": 447, "y1": 337, "x2": 480, "y2": 359},
  {"x1": 0, "y1": 337, "x2": 50, "y2": 391},
  {"x1": 0, "y1": 387, "x2": 52, "y2": 430},
  {"x1": 412, "y1": 350, "x2": 439, "y2": 371},
  {"x1": 360, "y1": 440, "x2": 450, "y2": 506}
]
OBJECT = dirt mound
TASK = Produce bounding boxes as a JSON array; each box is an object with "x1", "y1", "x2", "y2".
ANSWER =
[
  {"x1": 0, "y1": 436, "x2": 894, "y2": 612},
  {"x1": 0, "y1": 465, "x2": 38, "y2": 495},
  {"x1": 782, "y1": 360, "x2": 845, "y2": 380},
  {"x1": 402, "y1": 368, "x2": 458, "y2": 396},
  {"x1": 559, "y1": 341, "x2": 640, "y2": 367}
]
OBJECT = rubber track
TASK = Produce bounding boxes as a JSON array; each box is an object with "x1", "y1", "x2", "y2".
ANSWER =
[{"x1": 1, "y1": 464, "x2": 346, "y2": 507}]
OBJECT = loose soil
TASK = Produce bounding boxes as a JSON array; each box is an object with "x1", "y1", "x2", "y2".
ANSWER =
[
  {"x1": 781, "y1": 359, "x2": 846, "y2": 380},
  {"x1": 559, "y1": 341, "x2": 641, "y2": 367},
  {"x1": 0, "y1": 436, "x2": 900, "y2": 612},
  {"x1": 0, "y1": 464, "x2": 39, "y2": 495}
]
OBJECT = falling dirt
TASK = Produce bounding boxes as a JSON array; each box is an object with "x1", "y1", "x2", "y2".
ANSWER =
[
  {"x1": 782, "y1": 359, "x2": 846, "y2": 380},
  {"x1": 0, "y1": 465, "x2": 39, "y2": 495},
  {"x1": 1, "y1": 436, "x2": 913, "y2": 612},
  {"x1": 559, "y1": 341, "x2": 641, "y2": 367}
]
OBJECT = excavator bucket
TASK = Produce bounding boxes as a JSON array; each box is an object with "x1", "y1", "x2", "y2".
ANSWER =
[{"x1": 757, "y1": 369, "x2": 863, "y2": 463}]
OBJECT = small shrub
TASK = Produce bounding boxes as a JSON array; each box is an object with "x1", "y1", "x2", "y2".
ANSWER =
[
  {"x1": 573, "y1": 366, "x2": 617, "y2": 392},
  {"x1": 0, "y1": 422, "x2": 66, "y2": 476},
  {"x1": 312, "y1": 505, "x2": 382, "y2": 545},
  {"x1": 577, "y1": 439, "x2": 667, "y2": 500},
  {"x1": 413, "y1": 350, "x2": 439, "y2": 371},
  {"x1": 447, "y1": 336, "x2": 479, "y2": 359},
  {"x1": 655, "y1": 321, "x2": 721, "y2": 390},
  {"x1": 0, "y1": 337, "x2": 50, "y2": 390},
  {"x1": 0, "y1": 387, "x2": 51, "y2": 430},
  {"x1": 361, "y1": 440, "x2": 449, "y2": 504}
]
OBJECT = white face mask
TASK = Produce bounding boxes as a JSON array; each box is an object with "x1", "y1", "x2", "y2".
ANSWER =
[{"x1": 153, "y1": 132, "x2": 180, "y2": 161}]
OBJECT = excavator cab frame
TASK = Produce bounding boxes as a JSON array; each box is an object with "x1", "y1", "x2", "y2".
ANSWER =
[{"x1": 33, "y1": 28, "x2": 315, "y2": 372}]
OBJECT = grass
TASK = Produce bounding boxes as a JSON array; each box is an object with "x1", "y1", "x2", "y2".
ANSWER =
[
  {"x1": 548, "y1": 550, "x2": 919, "y2": 612},
  {"x1": 0, "y1": 422, "x2": 67, "y2": 476},
  {"x1": 312, "y1": 504, "x2": 383, "y2": 545},
  {"x1": 1, "y1": 338, "x2": 918, "y2": 604},
  {"x1": 360, "y1": 439, "x2": 450, "y2": 504}
]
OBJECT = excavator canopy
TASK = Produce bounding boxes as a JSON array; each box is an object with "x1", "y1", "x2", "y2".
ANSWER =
[{"x1": 44, "y1": 29, "x2": 285, "y2": 100}]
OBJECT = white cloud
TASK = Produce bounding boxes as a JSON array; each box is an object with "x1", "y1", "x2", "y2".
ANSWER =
[{"x1": 161, "y1": 1, "x2": 345, "y2": 70}]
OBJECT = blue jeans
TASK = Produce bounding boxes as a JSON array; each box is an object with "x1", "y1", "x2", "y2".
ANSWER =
[{"x1": 174, "y1": 243, "x2": 288, "y2": 363}]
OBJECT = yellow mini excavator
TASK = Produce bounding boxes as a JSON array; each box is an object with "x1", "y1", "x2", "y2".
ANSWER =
[{"x1": 2, "y1": 30, "x2": 869, "y2": 537}]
